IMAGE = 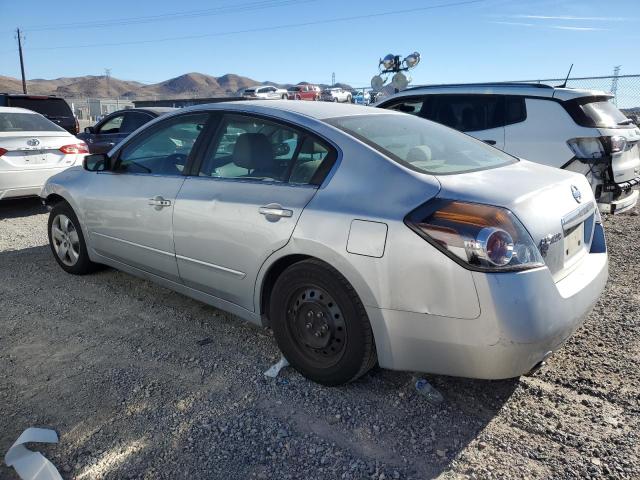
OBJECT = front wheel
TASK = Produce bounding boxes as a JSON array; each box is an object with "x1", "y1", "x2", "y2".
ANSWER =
[
  {"x1": 48, "y1": 202, "x2": 100, "y2": 275},
  {"x1": 269, "y1": 259, "x2": 377, "y2": 385}
]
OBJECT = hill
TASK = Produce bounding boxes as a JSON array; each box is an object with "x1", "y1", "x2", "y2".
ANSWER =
[{"x1": 0, "y1": 73, "x2": 352, "y2": 99}]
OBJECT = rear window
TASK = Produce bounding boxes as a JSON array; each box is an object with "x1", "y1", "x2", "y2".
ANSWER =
[
  {"x1": 327, "y1": 114, "x2": 516, "y2": 175},
  {"x1": 0, "y1": 112, "x2": 65, "y2": 132},
  {"x1": 7, "y1": 97, "x2": 72, "y2": 117},
  {"x1": 579, "y1": 99, "x2": 631, "y2": 128}
]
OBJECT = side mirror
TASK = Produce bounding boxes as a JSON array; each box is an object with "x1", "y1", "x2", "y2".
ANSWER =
[
  {"x1": 83, "y1": 153, "x2": 110, "y2": 172},
  {"x1": 84, "y1": 126, "x2": 95, "y2": 134}
]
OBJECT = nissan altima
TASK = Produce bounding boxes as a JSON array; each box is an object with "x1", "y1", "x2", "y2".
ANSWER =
[{"x1": 41, "y1": 101, "x2": 608, "y2": 385}]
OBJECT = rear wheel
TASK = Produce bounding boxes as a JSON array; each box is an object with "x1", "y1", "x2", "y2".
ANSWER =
[
  {"x1": 48, "y1": 202, "x2": 100, "y2": 275},
  {"x1": 269, "y1": 259, "x2": 377, "y2": 385}
]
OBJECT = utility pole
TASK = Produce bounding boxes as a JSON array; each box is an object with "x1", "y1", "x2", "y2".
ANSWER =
[
  {"x1": 611, "y1": 65, "x2": 621, "y2": 105},
  {"x1": 331, "y1": 72, "x2": 335, "y2": 86},
  {"x1": 16, "y1": 28, "x2": 27, "y2": 94},
  {"x1": 105, "y1": 68, "x2": 112, "y2": 98}
]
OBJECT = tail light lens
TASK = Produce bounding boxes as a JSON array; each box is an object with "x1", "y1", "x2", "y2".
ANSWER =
[
  {"x1": 405, "y1": 199, "x2": 545, "y2": 272},
  {"x1": 59, "y1": 143, "x2": 89, "y2": 154},
  {"x1": 0, "y1": 148, "x2": 7, "y2": 157},
  {"x1": 567, "y1": 135, "x2": 628, "y2": 160}
]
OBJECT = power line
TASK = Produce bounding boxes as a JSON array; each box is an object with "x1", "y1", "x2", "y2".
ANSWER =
[
  {"x1": 23, "y1": 0, "x2": 488, "y2": 52},
  {"x1": 7, "y1": 0, "x2": 317, "y2": 33}
]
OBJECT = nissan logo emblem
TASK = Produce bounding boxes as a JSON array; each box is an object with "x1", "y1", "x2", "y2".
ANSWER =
[{"x1": 571, "y1": 185, "x2": 582, "y2": 203}]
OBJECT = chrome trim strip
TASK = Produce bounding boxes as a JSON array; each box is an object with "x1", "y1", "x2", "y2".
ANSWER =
[
  {"x1": 91, "y1": 232, "x2": 175, "y2": 257},
  {"x1": 176, "y1": 254, "x2": 246, "y2": 279},
  {"x1": 561, "y1": 201, "x2": 595, "y2": 232}
]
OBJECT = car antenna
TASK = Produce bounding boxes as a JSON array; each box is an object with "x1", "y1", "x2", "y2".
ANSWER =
[{"x1": 558, "y1": 64, "x2": 573, "y2": 88}]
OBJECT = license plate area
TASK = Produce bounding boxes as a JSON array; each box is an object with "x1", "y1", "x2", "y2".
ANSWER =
[
  {"x1": 564, "y1": 222, "x2": 585, "y2": 261},
  {"x1": 22, "y1": 150, "x2": 49, "y2": 164}
]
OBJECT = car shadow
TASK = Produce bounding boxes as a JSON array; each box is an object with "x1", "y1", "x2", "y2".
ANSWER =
[
  {"x1": 0, "y1": 242, "x2": 520, "y2": 479},
  {"x1": 0, "y1": 197, "x2": 47, "y2": 219}
]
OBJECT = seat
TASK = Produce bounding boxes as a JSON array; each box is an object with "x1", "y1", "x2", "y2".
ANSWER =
[
  {"x1": 289, "y1": 138, "x2": 326, "y2": 184},
  {"x1": 406, "y1": 145, "x2": 432, "y2": 164},
  {"x1": 232, "y1": 133, "x2": 279, "y2": 179}
]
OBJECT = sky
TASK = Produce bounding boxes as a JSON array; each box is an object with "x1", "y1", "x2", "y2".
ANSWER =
[{"x1": 1, "y1": 0, "x2": 639, "y2": 88}]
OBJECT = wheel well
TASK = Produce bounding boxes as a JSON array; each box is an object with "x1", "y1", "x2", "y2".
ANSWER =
[
  {"x1": 44, "y1": 193, "x2": 66, "y2": 208},
  {"x1": 260, "y1": 254, "x2": 312, "y2": 322}
]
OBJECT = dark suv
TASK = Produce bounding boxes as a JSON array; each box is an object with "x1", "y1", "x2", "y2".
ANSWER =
[{"x1": 0, "y1": 94, "x2": 78, "y2": 134}]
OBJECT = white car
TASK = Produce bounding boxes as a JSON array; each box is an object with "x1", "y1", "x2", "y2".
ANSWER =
[
  {"x1": 377, "y1": 83, "x2": 640, "y2": 214},
  {"x1": 321, "y1": 88, "x2": 352, "y2": 103},
  {"x1": 242, "y1": 85, "x2": 288, "y2": 100},
  {"x1": 0, "y1": 107, "x2": 88, "y2": 200}
]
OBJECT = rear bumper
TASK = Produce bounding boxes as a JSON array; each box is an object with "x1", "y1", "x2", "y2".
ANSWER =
[
  {"x1": 598, "y1": 188, "x2": 639, "y2": 214},
  {"x1": 0, "y1": 167, "x2": 71, "y2": 200},
  {"x1": 368, "y1": 251, "x2": 608, "y2": 379}
]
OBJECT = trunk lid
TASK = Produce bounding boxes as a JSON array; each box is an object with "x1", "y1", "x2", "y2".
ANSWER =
[
  {"x1": 598, "y1": 126, "x2": 640, "y2": 183},
  {"x1": 0, "y1": 132, "x2": 76, "y2": 170},
  {"x1": 435, "y1": 160, "x2": 597, "y2": 281}
]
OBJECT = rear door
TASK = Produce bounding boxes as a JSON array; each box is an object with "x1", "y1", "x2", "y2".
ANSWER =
[
  {"x1": 82, "y1": 112, "x2": 211, "y2": 282},
  {"x1": 173, "y1": 112, "x2": 336, "y2": 311}
]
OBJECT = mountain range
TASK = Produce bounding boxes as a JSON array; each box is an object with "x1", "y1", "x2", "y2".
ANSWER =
[{"x1": 0, "y1": 72, "x2": 353, "y2": 99}]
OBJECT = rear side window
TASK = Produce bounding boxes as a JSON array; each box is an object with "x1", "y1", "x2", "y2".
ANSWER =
[
  {"x1": 120, "y1": 112, "x2": 152, "y2": 133},
  {"x1": 505, "y1": 97, "x2": 526, "y2": 125},
  {"x1": 6, "y1": 97, "x2": 72, "y2": 117}
]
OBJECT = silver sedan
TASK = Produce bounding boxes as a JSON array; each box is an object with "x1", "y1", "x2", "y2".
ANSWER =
[{"x1": 41, "y1": 101, "x2": 608, "y2": 385}]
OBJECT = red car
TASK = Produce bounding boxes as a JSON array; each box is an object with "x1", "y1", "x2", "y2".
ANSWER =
[{"x1": 287, "y1": 84, "x2": 320, "y2": 101}]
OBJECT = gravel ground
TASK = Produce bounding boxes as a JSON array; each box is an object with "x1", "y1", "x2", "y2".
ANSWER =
[{"x1": 0, "y1": 197, "x2": 638, "y2": 480}]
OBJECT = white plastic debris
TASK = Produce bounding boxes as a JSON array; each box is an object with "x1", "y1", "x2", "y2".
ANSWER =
[
  {"x1": 415, "y1": 379, "x2": 444, "y2": 405},
  {"x1": 4, "y1": 428, "x2": 62, "y2": 480},
  {"x1": 264, "y1": 356, "x2": 289, "y2": 378}
]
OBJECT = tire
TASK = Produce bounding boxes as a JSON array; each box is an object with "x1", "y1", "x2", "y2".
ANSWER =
[
  {"x1": 48, "y1": 201, "x2": 100, "y2": 275},
  {"x1": 269, "y1": 259, "x2": 377, "y2": 386},
  {"x1": 346, "y1": 95, "x2": 352, "y2": 103},
  {"x1": 333, "y1": 98, "x2": 338, "y2": 102}
]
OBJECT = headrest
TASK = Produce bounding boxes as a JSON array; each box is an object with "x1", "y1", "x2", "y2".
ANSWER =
[
  {"x1": 407, "y1": 145, "x2": 432, "y2": 163},
  {"x1": 232, "y1": 133, "x2": 274, "y2": 170}
]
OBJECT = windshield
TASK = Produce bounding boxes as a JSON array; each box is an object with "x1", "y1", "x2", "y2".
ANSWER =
[
  {"x1": 580, "y1": 99, "x2": 631, "y2": 128},
  {"x1": 326, "y1": 114, "x2": 516, "y2": 175},
  {"x1": 0, "y1": 112, "x2": 65, "y2": 132},
  {"x1": 288, "y1": 87, "x2": 301, "y2": 92}
]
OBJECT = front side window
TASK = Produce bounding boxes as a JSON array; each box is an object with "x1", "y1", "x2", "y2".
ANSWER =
[
  {"x1": 120, "y1": 112, "x2": 152, "y2": 133},
  {"x1": 116, "y1": 113, "x2": 208, "y2": 175},
  {"x1": 198, "y1": 115, "x2": 330, "y2": 184},
  {"x1": 0, "y1": 112, "x2": 64, "y2": 132},
  {"x1": 327, "y1": 113, "x2": 516, "y2": 175},
  {"x1": 98, "y1": 115, "x2": 124, "y2": 134}
]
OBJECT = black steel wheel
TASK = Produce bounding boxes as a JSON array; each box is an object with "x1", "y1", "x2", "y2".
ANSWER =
[{"x1": 269, "y1": 259, "x2": 377, "y2": 385}]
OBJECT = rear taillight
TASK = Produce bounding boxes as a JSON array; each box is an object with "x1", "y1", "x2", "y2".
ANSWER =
[
  {"x1": 567, "y1": 135, "x2": 629, "y2": 161},
  {"x1": 59, "y1": 143, "x2": 89, "y2": 154},
  {"x1": 405, "y1": 199, "x2": 544, "y2": 272},
  {"x1": 0, "y1": 148, "x2": 7, "y2": 157}
]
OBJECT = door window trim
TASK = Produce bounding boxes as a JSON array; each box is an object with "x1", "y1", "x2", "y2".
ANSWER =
[
  {"x1": 108, "y1": 111, "x2": 215, "y2": 178},
  {"x1": 190, "y1": 110, "x2": 339, "y2": 187}
]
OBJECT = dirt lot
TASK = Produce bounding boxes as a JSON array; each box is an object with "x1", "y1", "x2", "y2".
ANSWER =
[{"x1": 1, "y1": 197, "x2": 638, "y2": 480}]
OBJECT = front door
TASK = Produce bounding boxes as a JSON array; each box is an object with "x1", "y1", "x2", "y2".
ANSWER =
[
  {"x1": 173, "y1": 112, "x2": 335, "y2": 311},
  {"x1": 82, "y1": 112, "x2": 211, "y2": 282}
]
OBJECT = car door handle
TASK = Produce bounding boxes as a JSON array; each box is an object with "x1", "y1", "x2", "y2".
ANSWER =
[
  {"x1": 148, "y1": 196, "x2": 172, "y2": 208},
  {"x1": 482, "y1": 140, "x2": 497, "y2": 145},
  {"x1": 259, "y1": 204, "x2": 293, "y2": 218}
]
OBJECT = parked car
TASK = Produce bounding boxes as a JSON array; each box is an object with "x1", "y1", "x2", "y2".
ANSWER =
[
  {"x1": 352, "y1": 90, "x2": 371, "y2": 105},
  {"x1": 77, "y1": 107, "x2": 175, "y2": 154},
  {"x1": 242, "y1": 85, "x2": 288, "y2": 100},
  {"x1": 0, "y1": 94, "x2": 78, "y2": 135},
  {"x1": 0, "y1": 107, "x2": 88, "y2": 200},
  {"x1": 42, "y1": 101, "x2": 607, "y2": 385},
  {"x1": 320, "y1": 88, "x2": 352, "y2": 103},
  {"x1": 376, "y1": 83, "x2": 640, "y2": 214},
  {"x1": 287, "y1": 85, "x2": 320, "y2": 101}
]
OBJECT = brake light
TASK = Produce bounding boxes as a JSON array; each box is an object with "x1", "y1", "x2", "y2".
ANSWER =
[
  {"x1": 567, "y1": 135, "x2": 629, "y2": 161},
  {"x1": 405, "y1": 199, "x2": 544, "y2": 271},
  {"x1": 0, "y1": 148, "x2": 7, "y2": 157},
  {"x1": 59, "y1": 143, "x2": 89, "y2": 154}
]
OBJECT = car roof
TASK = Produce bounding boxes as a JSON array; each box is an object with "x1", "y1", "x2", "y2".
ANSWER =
[
  {"x1": 0, "y1": 106, "x2": 40, "y2": 114},
  {"x1": 184, "y1": 100, "x2": 400, "y2": 120},
  {"x1": 108, "y1": 107, "x2": 176, "y2": 116},
  {"x1": 388, "y1": 83, "x2": 613, "y2": 101}
]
